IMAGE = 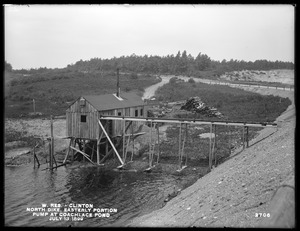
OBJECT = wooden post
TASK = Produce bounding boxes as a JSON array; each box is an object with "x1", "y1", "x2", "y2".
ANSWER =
[
  {"x1": 214, "y1": 125, "x2": 217, "y2": 166},
  {"x1": 242, "y1": 126, "x2": 245, "y2": 149},
  {"x1": 48, "y1": 140, "x2": 53, "y2": 169},
  {"x1": 123, "y1": 120, "x2": 126, "y2": 162},
  {"x1": 228, "y1": 126, "x2": 231, "y2": 155},
  {"x1": 131, "y1": 122, "x2": 134, "y2": 161},
  {"x1": 63, "y1": 138, "x2": 72, "y2": 164},
  {"x1": 149, "y1": 121, "x2": 153, "y2": 167},
  {"x1": 33, "y1": 142, "x2": 36, "y2": 169},
  {"x1": 50, "y1": 116, "x2": 54, "y2": 169},
  {"x1": 33, "y1": 99, "x2": 35, "y2": 113},
  {"x1": 246, "y1": 126, "x2": 249, "y2": 148},
  {"x1": 90, "y1": 142, "x2": 95, "y2": 161},
  {"x1": 156, "y1": 123, "x2": 160, "y2": 164},
  {"x1": 106, "y1": 139, "x2": 109, "y2": 157},
  {"x1": 82, "y1": 140, "x2": 86, "y2": 163},
  {"x1": 71, "y1": 138, "x2": 75, "y2": 163},
  {"x1": 178, "y1": 123, "x2": 182, "y2": 168},
  {"x1": 209, "y1": 124, "x2": 212, "y2": 170}
]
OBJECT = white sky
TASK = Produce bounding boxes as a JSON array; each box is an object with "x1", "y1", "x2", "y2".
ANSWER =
[{"x1": 5, "y1": 4, "x2": 295, "y2": 69}]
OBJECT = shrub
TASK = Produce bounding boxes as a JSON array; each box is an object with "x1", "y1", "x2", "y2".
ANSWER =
[
  {"x1": 188, "y1": 78, "x2": 195, "y2": 84},
  {"x1": 169, "y1": 77, "x2": 178, "y2": 84},
  {"x1": 131, "y1": 72, "x2": 138, "y2": 79}
]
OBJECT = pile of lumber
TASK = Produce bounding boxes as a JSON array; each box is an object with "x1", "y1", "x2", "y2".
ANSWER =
[{"x1": 181, "y1": 97, "x2": 222, "y2": 118}]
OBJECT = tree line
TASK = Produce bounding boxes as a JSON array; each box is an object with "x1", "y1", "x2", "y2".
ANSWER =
[{"x1": 6, "y1": 51, "x2": 294, "y2": 76}]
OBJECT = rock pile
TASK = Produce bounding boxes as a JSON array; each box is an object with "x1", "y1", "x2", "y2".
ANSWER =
[{"x1": 181, "y1": 97, "x2": 222, "y2": 118}]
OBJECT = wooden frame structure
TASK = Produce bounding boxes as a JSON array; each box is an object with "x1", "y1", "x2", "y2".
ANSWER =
[{"x1": 96, "y1": 115, "x2": 277, "y2": 171}]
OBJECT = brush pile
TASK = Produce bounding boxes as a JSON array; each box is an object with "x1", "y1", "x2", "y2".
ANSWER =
[{"x1": 181, "y1": 97, "x2": 223, "y2": 118}]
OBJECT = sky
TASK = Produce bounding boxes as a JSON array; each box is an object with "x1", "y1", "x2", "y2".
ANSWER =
[{"x1": 4, "y1": 4, "x2": 295, "y2": 70}]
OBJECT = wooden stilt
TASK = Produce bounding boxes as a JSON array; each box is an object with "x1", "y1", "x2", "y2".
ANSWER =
[
  {"x1": 96, "y1": 125, "x2": 105, "y2": 165},
  {"x1": 211, "y1": 125, "x2": 215, "y2": 167},
  {"x1": 177, "y1": 123, "x2": 188, "y2": 172},
  {"x1": 33, "y1": 142, "x2": 40, "y2": 167},
  {"x1": 184, "y1": 123, "x2": 188, "y2": 166},
  {"x1": 178, "y1": 123, "x2": 182, "y2": 169},
  {"x1": 50, "y1": 116, "x2": 54, "y2": 170},
  {"x1": 209, "y1": 124, "x2": 212, "y2": 170},
  {"x1": 48, "y1": 140, "x2": 53, "y2": 169},
  {"x1": 63, "y1": 138, "x2": 72, "y2": 164},
  {"x1": 228, "y1": 126, "x2": 231, "y2": 155},
  {"x1": 156, "y1": 123, "x2": 160, "y2": 164},
  {"x1": 33, "y1": 142, "x2": 36, "y2": 169},
  {"x1": 123, "y1": 120, "x2": 126, "y2": 162},
  {"x1": 71, "y1": 138, "x2": 75, "y2": 163},
  {"x1": 82, "y1": 140, "x2": 86, "y2": 163},
  {"x1": 90, "y1": 142, "x2": 95, "y2": 161},
  {"x1": 131, "y1": 122, "x2": 134, "y2": 162},
  {"x1": 149, "y1": 120, "x2": 153, "y2": 167},
  {"x1": 105, "y1": 139, "x2": 109, "y2": 156},
  {"x1": 246, "y1": 126, "x2": 249, "y2": 148},
  {"x1": 97, "y1": 138, "x2": 100, "y2": 165},
  {"x1": 214, "y1": 125, "x2": 217, "y2": 166},
  {"x1": 242, "y1": 125, "x2": 245, "y2": 149}
]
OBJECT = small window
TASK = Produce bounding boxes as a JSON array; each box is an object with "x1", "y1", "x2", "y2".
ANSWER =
[
  {"x1": 81, "y1": 115, "x2": 87, "y2": 122},
  {"x1": 135, "y1": 109, "x2": 138, "y2": 117},
  {"x1": 118, "y1": 112, "x2": 122, "y2": 116},
  {"x1": 140, "y1": 108, "x2": 143, "y2": 116}
]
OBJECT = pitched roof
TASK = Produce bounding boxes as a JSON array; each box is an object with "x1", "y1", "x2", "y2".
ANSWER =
[{"x1": 82, "y1": 92, "x2": 144, "y2": 111}]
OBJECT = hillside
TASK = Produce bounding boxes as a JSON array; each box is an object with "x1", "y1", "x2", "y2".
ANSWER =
[
  {"x1": 4, "y1": 70, "x2": 160, "y2": 118},
  {"x1": 128, "y1": 87, "x2": 295, "y2": 228}
]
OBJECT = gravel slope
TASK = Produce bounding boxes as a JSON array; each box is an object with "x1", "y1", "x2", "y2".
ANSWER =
[{"x1": 128, "y1": 87, "x2": 294, "y2": 227}]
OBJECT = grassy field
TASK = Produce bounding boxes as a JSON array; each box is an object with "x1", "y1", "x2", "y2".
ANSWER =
[
  {"x1": 5, "y1": 71, "x2": 160, "y2": 118},
  {"x1": 155, "y1": 81, "x2": 291, "y2": 123},
  {"x1": 154, "y1": 81, "x2": 291, "y2": 165}
]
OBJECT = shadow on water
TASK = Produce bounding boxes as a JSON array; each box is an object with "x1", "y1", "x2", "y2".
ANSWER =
[{"x1": 5, "y1": 162, "x2": 205, "y2": 227}]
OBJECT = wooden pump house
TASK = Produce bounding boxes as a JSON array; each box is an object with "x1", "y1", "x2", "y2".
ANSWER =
[{"x1": 64, "y1": 70, "x2": 147, "y2": 167}]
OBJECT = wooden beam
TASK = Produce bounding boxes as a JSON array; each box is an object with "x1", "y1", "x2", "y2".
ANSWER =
[
  {"x1": 70, "y1": 146, "x2": 99, "y2": 165},
  {"x1": 99, "y1": 115, "x2": 277, "y2": 128}
]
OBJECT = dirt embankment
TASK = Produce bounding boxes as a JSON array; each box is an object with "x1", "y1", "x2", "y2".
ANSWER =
[
  {"x1": 128, "y1": 86, "x2": 294, "y2": 227},
  {"x1": 5, "y1": 118, "x2": 68, "y2": 165}
]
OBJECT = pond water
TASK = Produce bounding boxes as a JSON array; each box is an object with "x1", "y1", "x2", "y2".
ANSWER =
[{"x1": 5, "y1": 163, "x2": 201, "y2": 227}]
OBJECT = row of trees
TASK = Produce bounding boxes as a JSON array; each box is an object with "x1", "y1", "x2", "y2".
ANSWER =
[{"x1": 7, "y1": 51, "x2": 294, "y2": 76}]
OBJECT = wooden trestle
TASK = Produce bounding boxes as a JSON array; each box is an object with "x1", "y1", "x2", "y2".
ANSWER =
[
  {"x1": 98, "y1": 116, "x2": 277, "y2": 171},
  {"x1": 61, "y1": 115, "x2": 277, "y2": 172}
]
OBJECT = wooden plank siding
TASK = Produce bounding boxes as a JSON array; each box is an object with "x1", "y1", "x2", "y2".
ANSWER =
[
  {"x1": 66, "y1": 97, "x2": 100, "y2": 140},
  {"x1": 66, "y1": 97, "x2": 147, "y2": 140}
]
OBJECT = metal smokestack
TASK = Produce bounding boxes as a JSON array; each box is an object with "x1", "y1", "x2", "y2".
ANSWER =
[{"x1": 117, "y1": 68, "x2": 120, "y2": 97}]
